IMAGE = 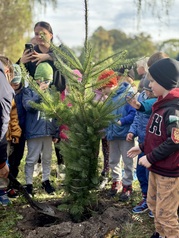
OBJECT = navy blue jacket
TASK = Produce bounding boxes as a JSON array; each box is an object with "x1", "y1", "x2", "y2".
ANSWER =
[
  {"x1": 22, "y1": 86, "x2": 59, "y2": 140},
  {"x1": 128, "y1": 91, "x2": 157, "y2": 143}
]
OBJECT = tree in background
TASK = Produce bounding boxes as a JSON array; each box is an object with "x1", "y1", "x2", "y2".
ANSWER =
[
  {"x1": 159, "y1": 39, "x2": 179, "y2": 59},
  {"x1": 90, "y1": 27, "x2": 157, "y2": 62},
  {"x1": 0, "y1": 0, "x2": 176, "y2": 63},
  {"x1": 0, "y1": 0, "x2": 57, "y2": 63}
]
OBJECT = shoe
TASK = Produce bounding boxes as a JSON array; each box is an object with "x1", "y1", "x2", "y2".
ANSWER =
[
  {"x1": 119, "y1": 185, "x2": 132, "y2": 202},
  {"x1": 99, "y1": 176, "x2": 109, "y2": 189},
  {"x1": 150, "y1": 232, "x2": 163, "y2": 238},
  {"x1": 132, "y1": 197, "x2": 148, "y2": 213},
  {"x1": 7, "y1": 188, "x2": 18, "y2": 198},
  {"x1": 24, "y1": 184, "x2": 33, "y2": 197},
  {"x1": 148, "y1": 210, "x2": 154, "y2": 218},
  {"x1": 101, "y1": 170, "x2": 109, "y2": 177},
  {"x1": 108, "y1": 181, "x2": 122, "y2": 196},
  {"x1": 0, "y1": 193, "x2": 11, "y2": 206},
  {"x1": 42, "y1": 180, "x2": 55, "y2": 194},
  {"x1": 101, "y1": 170, "x2": 106, "y2": 177},
  {"x1": 33, "y1": 163, "x2": 41, "y2": 177}
]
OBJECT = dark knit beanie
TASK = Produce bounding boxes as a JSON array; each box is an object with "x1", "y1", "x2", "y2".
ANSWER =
[
  {"x1": 149, "y1": 58, "x2": 179, "y2": 90},
  {"x1": 143, "y1": 76, "x2": 152, "y2": 92}
]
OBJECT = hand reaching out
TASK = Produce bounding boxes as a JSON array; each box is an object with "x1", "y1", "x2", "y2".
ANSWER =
[
  {"x1": 126, "y1": 93, "x2": 141, "y2": 109},
  {"x1": 127, "y1": 146, "x2": 141, "y2": 158}
]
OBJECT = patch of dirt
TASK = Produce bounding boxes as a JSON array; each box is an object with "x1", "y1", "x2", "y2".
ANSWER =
[{"x1": 16, "y1": 191, "x2": 133, "y2": 238}]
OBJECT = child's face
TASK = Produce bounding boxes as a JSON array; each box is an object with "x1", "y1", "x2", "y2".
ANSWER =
[
  {"x1": 36, "y1": 80, "x2": 50, "y2": 91},
  {"x1": 11, "y1": 83, "x2": 20, "y2": 90},
  {"x1": 148, "y1": 73, "x2": 166, "y2": 97},
  {"x1": 101, "y1": 86, "x2": 113, "y2": 95}
]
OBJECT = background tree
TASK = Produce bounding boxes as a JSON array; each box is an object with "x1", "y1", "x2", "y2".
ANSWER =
[
  {"x1": 89, "y1": 27, "x2": 157, "y2": 62},
  {"x1": 158, "y1": 39, "x2": 179, "y2": 59},
  {"x1": 0, "y1": 0, "x2": 57, "y2": 63}
]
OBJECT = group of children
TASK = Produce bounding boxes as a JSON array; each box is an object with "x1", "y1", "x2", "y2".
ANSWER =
[
  {"x1": 97, "y1": 53, "x2": 179, "y2": 238},
  {"x1": 0, "y1": 58, "x2": 61, "y2": 206}
]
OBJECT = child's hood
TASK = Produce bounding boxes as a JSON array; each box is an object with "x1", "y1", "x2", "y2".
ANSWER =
[{"x1": 115, "y1": 82, "x2": 133, "y2": 96}]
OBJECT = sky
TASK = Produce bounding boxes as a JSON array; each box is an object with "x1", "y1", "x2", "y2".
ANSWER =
[{"x1": 34, "y1": 0, "x2": 179, "y2": 48}]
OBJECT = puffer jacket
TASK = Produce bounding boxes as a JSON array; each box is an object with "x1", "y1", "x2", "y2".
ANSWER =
[
  {"x1": 22, "y1": 86, "x2": 59, "y2": 140},
  {"x1": 128, "y1": 91, "x2": 157, "y2": 143},
  {"x1": 106, "y1": 82, "x2": 136, "y2": 141}
]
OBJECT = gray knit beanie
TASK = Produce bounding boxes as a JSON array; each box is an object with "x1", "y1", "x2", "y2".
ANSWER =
[{"x1": 148, "y1": 58, "x2": 179, "y2": 90}]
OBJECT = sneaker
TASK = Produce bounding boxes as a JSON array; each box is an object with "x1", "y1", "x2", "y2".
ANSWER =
[
  {"x1": 24, "y1": 184, "x2": 33, "y2": 197},
  {"x1": 119, "y1": 185, "x2": 132, "y2": 202},
  {"x1": 99, "y1": 176, "x2": 109, "y2": 189},
  {"x1": 0, "y1": 193, "x2": 11, "y2": 206},
  {"x1": 42, "y1": 180, "x2": 55, "y2": 194},
  {"x1": 33, "y1": 163, "x2": 41, "y2": 177},
  {"x1": 7, "y1": 188, "x2": 18, "y2": 198},
  {"x1": 150, "y1": 232, "x2": 163, "y2": 238},
  {"x1": 148, "y1": 210, "x2": 154, "y2": 218},
  {"x1": 108, "y1": 181, "x2": 122, "y2": 196},
  {"x1": 132, "y1": 197, "x2": 148, "y2": 213}
]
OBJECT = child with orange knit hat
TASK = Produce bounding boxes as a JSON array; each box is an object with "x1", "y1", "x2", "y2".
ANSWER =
[{"x1": 98, "y1": 69, "x2": 136, "y2": 201}]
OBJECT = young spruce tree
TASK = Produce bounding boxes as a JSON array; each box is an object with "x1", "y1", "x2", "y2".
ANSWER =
[{"x1": 25, "y1": 0, "x2": 135, "y2": 221}]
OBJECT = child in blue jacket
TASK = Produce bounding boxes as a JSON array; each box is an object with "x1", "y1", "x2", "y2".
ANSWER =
[
  {"x1": 98, "y1": 69, "x2": 136, "y2": 201},
  {"x1": 22, "y1": 62, "x2": 59, "y2": 196}
]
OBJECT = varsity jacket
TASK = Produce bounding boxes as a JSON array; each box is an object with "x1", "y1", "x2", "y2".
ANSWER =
[{"x1": 139, "y1": 88, "x2": 179, "y2": 177}]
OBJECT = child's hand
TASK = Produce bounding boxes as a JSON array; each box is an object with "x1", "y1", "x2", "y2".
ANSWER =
[
  {"x1": 126, "y1": 133, "x2": 134, "y2": 141},
  {"x1": 127, "y1": 146, "x2": 141, "y2": 158},
  {"x1": 126, "y1": 93, "x2": 141, "y2": 109},
  {"x1": 39, "y1": 82, "x2": 49, "y2": 91},
  {"x1": 138, "y1": 155, "x2": 151, "y2": 168}
]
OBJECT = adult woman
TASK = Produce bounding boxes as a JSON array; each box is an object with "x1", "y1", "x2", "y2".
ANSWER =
[{"x1": 19, "y1": 21, "x2": 66, "y2": 92}]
